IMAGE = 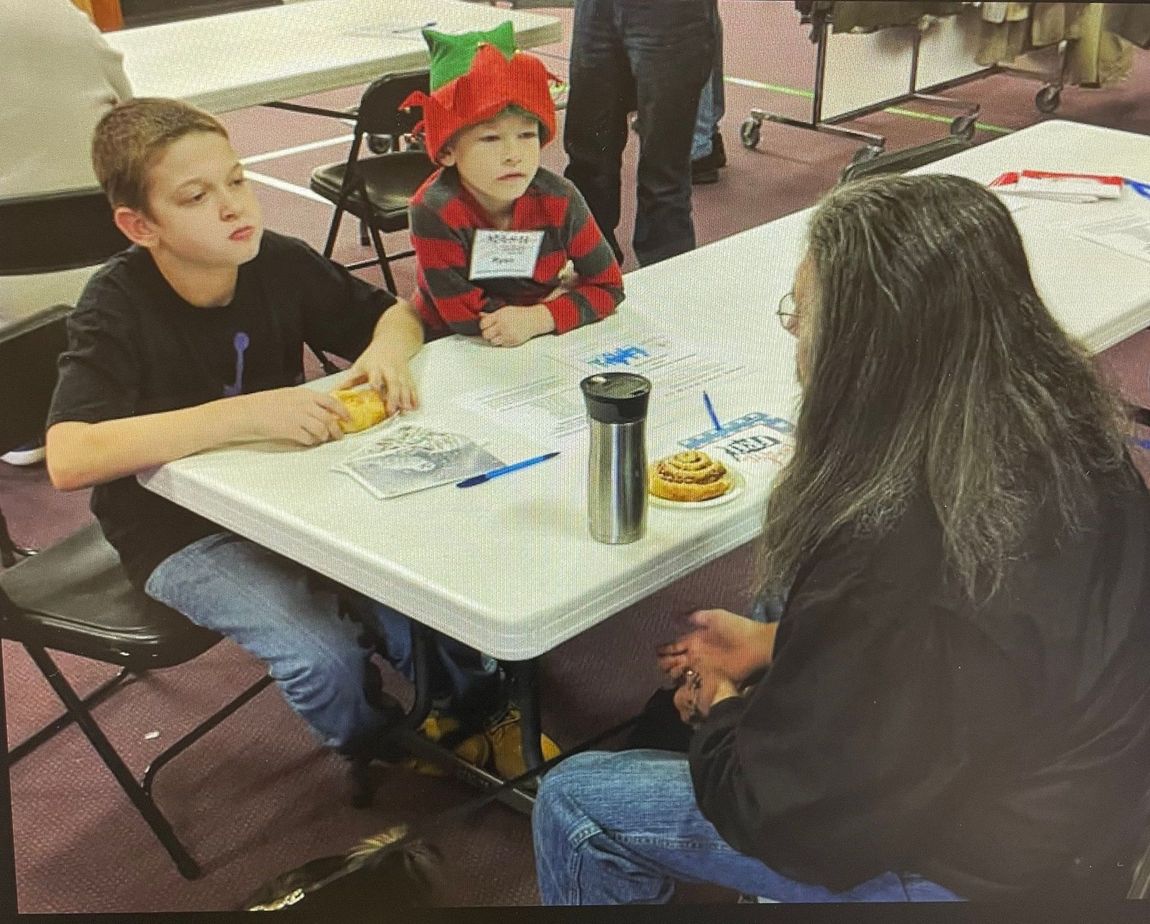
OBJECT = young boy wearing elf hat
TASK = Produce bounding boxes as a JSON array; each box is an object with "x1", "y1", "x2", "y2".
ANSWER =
[
  {"x1": 401, "y1": 22, "x2": 624, "y2": 349},
  {"x1": 337, "y1": 27, "x2": 621, "y2": 779}
]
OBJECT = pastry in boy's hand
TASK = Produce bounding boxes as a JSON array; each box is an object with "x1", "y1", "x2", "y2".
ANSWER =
[
  {"x1": 649, "y1": 450, "x2": 732, "y2": 502},
  {"x1": 331, "y1": 386, "x2": 389, "y2": 433}
]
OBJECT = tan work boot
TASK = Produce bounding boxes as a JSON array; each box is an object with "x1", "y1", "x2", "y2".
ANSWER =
[
  {"x1": 483, "y1": 706, "x2": 560, "y2": 780},
  {"x1": 403, "y1": 711, "x2": 490, "y2": 777}
]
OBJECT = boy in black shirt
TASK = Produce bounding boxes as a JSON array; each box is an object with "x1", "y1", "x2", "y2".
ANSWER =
[{"x1": 46, "y1": 97, "x2": 425, "y2": 759}]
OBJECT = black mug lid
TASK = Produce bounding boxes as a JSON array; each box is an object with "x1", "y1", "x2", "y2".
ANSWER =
[{"x1": 580, "y1": 373, "x2": 651, "y2": 424}]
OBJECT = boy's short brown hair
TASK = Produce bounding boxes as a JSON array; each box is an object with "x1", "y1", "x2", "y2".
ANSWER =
[{"x1": 92, "y1": 97, "x2": 228, "y2": 213}]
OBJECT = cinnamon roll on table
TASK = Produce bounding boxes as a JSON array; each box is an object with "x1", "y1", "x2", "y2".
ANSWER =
[{"x1": 648, "y1": 450, "x2": 733, "y2": 502}]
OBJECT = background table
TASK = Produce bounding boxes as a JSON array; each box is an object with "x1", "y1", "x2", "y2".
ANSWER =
[
  {"x1": 140, "y1": 119, "x2": 1150, "y2": 664},
  {"x1": 912, "y1": 120, "x2": 1150, "y2": 353},
  {"x1": 104, "y1": 0, "x2": 563, "y2": 113}
]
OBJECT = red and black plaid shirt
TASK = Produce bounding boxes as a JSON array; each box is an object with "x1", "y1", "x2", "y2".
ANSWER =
[{"x1": 408, "y1": 166, "x2": 624, "y2": 336}]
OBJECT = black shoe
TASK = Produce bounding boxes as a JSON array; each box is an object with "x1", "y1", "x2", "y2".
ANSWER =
[
  {"x1": 691, "y1": 165, "x2": 720, "y2": 185},
  {"x1": 710, "y1": 130, "x2": 727, "y2": 169},
  {"x1": 691, "y1": 131, "x2": 727, "y2": 185}
]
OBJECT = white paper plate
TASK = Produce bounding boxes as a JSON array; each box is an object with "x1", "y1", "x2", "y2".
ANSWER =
[{"x1": 649, "y1": 469, "x2": 745, "y2": 509}]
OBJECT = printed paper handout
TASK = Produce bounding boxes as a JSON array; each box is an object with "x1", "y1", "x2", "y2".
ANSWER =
[
  {"x1": 454, "y1": 329, "x2": 749, "y2": 442},
  {"x1": 1073, "y1": 213, "x2": 1150, "y2": 267},
  {"x1": 333, "y1": 424, "x2": 503, "y2": 499},
  {"x1": 456, "y1": 375, "x2": 589, "y2": 441},
  {"x1": 572, "y1": 333, "x2": 747, "y2": 403},
  {"x1": 679, "y1": 412, "x2": 796, "y2": 468}
]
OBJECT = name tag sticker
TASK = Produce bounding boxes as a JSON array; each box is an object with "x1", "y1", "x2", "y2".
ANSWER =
[
  {"x1": 469, "y1": 229, "x2": 544, "y2": 280},
  {"x1": 680, "y1": 412, "x2": 796, "y2": 467}
]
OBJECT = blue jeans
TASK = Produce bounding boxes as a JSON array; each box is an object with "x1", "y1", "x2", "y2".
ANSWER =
[
  {"x1": 564, "y1": 0, "x2": 716, "y2": 266},
  {"x1": 532, "y1": 749, "x2": 964, "y2": 904},
  {"x1": 145, "y1": 532, "x2": 498, "y2": 752},
  {"x1": 691, "y1": 4, "x2": 725, "y2": 161}
]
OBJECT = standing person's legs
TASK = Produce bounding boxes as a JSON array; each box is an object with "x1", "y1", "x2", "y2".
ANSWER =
[
  {"x1": 691, "y1": 3, "x2": 725, "y2": 163},
  {"x1": 623, "y1": 0, "x2": 715, "y2": 265},
  {"x1": 691, "y1": 78, "x2": 717, "y2": 163},
  {"x1": 145, "y1": 532, "x2": 387, "y2": 754},
  {"x1": 711, "y1": 8, "x2": 726, "y2": 133},
  {"x1": 533, "y1": 749, "x2": 964, "y2": 904},
  {"x1": 564, "y1": 0, "x2": 634, "y2": 264}
]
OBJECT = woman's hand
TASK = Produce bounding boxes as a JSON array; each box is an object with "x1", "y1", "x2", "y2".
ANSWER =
[
  {"x1": 672, "y1": 668, "x2": 739, "y2": 725},
  {"x1": 656, "y1": 608, "x2": 778, "y2": 689}
]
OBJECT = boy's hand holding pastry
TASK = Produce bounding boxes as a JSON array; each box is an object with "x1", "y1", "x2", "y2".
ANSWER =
[
  {"x1": 479, "y1": 304, "x2": 555, "y2": 348},
  {"x1": 231, "y1": 386, "x2": 350, "y2": 446},
  {"x1": 343, "y1": 340, "x2": 418, "y2": 416}
]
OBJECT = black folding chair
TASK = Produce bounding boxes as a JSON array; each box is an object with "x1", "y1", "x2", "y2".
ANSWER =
[
  {"x1": 0, "y1": 187, "x2": 128, "y2": 275},
  {"x1": 0, "y1": 189, "x2": 130, "y2": 563},
  {"x1": 0, "y1": 306, "x2": 273, "y2": 879},
  {"x1": 309, "y1": 70, "x2": 436, "y2": 292}
]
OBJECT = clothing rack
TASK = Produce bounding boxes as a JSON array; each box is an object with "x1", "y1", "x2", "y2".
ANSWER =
[
  {"x1": 741, "y1": 6, "x2": 982, "y2": 166},
  {"x1": 996, "y1": 40, "x2": 1071, "y2": 114}
]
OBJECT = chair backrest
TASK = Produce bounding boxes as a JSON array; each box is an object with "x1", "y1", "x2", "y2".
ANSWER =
[
  {"x1": 356, "y1": 69, "x2": 431, "y2": 139},
  {"x1": 838, "y1": 135, "x2": 973, "y2": 185},
  {"x1": 0, "y1": 304, "x2": 70, "y2": 455},
  {"x1": 0, "y1": 188, "x2": 129, "y2": 276}
]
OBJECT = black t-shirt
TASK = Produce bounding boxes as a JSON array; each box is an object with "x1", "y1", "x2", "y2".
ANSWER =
[
  {"x1": 689, "y1": 464, "x2": 1150, "y2": 900},
  {"x1": 47, "y1": 231, "x2": 395, "y2": 588}
]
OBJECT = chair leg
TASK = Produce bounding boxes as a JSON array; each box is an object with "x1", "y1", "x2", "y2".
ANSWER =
[
  {"x1": 365, "y1": 221, "x2": 398, "y2": 292},
  {"x1": 20, "y1": 643, "x2": 203, "y2": 879},
  {"x1": 7, "y1": 666, "x2": 134, "y2": 764},
  {"x1": 141, "y1": 673, "x2": 273, "y2": 796},
  {"x1": 321, "y1": 198, "x2": 347, "y2": 259},
  {"x1": 358, "y1": 218, "x2": 369, "y2": 247},
  {"x1": 0, "y1": 508, "x2": 34, "y2": 568}
]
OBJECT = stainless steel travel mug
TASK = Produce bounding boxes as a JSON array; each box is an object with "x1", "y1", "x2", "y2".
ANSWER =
[{"x1": 580, "y1": 372, "x2": 652, "y2": 544}]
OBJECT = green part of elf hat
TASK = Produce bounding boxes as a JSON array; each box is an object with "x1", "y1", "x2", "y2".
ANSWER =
[
  {"x1": 423, "y1": 20, "x2": 516, "y2": 90},
  {"x1": 401, "y1": 20, "x2": 557, "y2": 164}
]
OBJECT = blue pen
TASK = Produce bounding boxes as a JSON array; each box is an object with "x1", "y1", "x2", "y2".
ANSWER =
[
  {"x1": 457, "y1": 451, "x2": 560, "y2": 488},
  {"x1": 1124, "y1": 178, "x2": 1150, "y2": 200},
  {"x1": 702, "y1": 391, "x2": 722, "y2": 433}
]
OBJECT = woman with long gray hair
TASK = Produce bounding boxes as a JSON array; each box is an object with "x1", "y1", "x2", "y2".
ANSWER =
[{"x1": 532, "y1": 173, "x2": 1150, "y2": 904}]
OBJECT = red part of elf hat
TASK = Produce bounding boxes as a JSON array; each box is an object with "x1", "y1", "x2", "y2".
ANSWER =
[{"x1": 401, "y1": 42, "x2": 557, "y2": 164}]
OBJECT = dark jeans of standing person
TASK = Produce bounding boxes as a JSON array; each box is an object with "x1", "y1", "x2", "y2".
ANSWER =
[{"x1": 564, "y1": 0, "x2": 715, "y2": 267}]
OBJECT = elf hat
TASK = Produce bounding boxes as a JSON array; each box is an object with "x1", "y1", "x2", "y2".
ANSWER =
[{"x1": 400, "y1": 21, "x2": 557, "y2": 164}]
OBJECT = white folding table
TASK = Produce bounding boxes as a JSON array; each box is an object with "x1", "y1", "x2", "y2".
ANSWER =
[
  {"x1": 2, "y1": 2, "x2": 562, "y2": 335},
  {"x1": 911, "y1": 119, "x2": 1150, "y2": 353},
  {"x1": 104, "y1": 0, "x2": 563, "y2": 114},
  {"x1": 139, "y1": 118, "x2": 1150, "y2": 769}
]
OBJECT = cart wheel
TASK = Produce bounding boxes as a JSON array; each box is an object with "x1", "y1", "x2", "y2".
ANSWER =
[
  {"x1": 849, "y1": 144, "x2": 883, "y2": 166},
  {"x1": 740, "y1": 118, "x2": 761, "y2": 150},
  {"x1": 949, "y1": 114, "x2": 977, "y2": 140},
  {"x1": 1035, "y1": 85, "x2": 1061, "y2": 114}
]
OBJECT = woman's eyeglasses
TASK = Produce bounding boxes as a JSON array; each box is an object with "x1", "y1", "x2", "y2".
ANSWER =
[{"x1": 777, "y1": 291, "x2": 800, "y2": 333}]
